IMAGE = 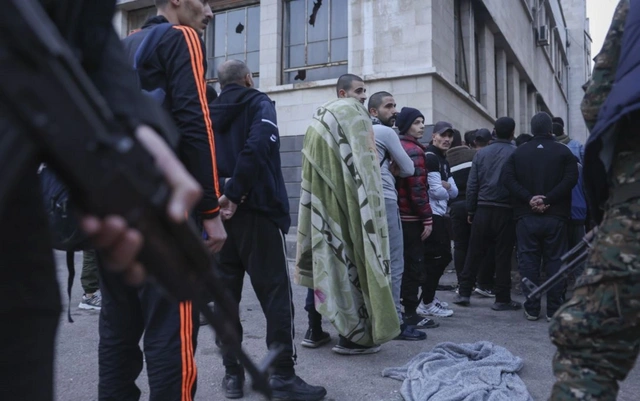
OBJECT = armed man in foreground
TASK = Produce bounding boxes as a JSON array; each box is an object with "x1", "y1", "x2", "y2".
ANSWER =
[
  {"x1": 549, "y1": 1, "x2": 640, "y2": 399},
  {"x1": 0, "y1": 1, "x2": 203, "y2": 400}
]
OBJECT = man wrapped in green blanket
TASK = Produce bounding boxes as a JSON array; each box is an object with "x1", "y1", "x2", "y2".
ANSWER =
[{"x1": 295, "y1": 97, "x2": 400, "y2": 353}]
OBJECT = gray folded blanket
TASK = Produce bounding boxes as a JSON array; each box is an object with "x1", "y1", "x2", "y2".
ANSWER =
[{"x1": 382, "y1": 341, "x2": 533, "y2": 401}]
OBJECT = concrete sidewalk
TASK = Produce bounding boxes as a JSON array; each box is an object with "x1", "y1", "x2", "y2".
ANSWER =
[{"x1": 54, "y1": 252, "x2": 640, "y2": 400}]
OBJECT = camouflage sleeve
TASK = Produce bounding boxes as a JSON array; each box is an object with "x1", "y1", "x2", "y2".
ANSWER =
[{"x1": 580, "y1": 0, "x2": 629, "y2": 132}]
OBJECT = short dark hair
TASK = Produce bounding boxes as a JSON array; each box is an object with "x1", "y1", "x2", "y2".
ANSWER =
[
  {"x1": 464, "y1": 130, "x2": 478, "y2": 148},
  {"x1": 367, "y1": 91, "x2": 393, "y2": 113},
  {"x1": 552, "y1": 117, "x2": 565, "y2": 127},
  {"x1": 218, "y1": 59, "x2": 250, "y2": 88},
  {"x1": 494, "y1": 117, "x2": 516, "y2": 139},
  {"x1": 336, "y1": 74, "x2": 364, "y2": 97},
  {"x1": 515, "y1": 133, "x2": 533, "y2": 147},
  {"x1": 451, "y1": 129, "x2": 462, "y2": 148},
  {"x1": 154, "y1": 0, "x2": 169, "y2": 8}
]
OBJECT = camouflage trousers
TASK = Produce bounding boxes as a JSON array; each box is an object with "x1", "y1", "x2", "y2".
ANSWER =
[{"x1": 549, "y1": 149, "x2": 640, "y2": 401}]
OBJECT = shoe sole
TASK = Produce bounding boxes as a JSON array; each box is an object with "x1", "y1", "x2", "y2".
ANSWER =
[
  {"x1": 394, "y1": 335, "x2": 427, "y2": 341},
  {"x1": 225, "y1": 391, "x2": 243, "y2": 399},
  {"x1": 473, "y1": 290, "x2": 496, "y2": 298},
  {"x1": 524, "y1": 312, "x2": 539, "y2": 321},
  {"x1": 421, "y1": 311, "x2": 454, "y2": 317},
  {"x1": 491, "y1": 304, "x2": 522, "y2": 311},
  {"x1": 300, "y1": 337, "x2": 331, "y2": 349},
  {"x1": 78, "y1": 303, "x2": 101, "y2": 310},
  {"x1": 412, "y1": 322, "x2": 440, "y2": 330},
  {"x1": 331, "y1": 345, "x2": 380, "y2": 355}
]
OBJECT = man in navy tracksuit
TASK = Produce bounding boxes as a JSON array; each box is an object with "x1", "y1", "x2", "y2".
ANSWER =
[
  {"x1": 209, "y1": 60, "x2": 326, "y2": 401},
  {"x1": 99, "y1": 2, "x2": 227, "y2": 400}
]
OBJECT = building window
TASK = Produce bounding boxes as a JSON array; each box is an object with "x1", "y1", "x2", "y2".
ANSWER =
[
  {"x1": 454, "y1": 0, "x2": 469, "y2": 92},
  {"x1": 206, "y1": 4, "x2": 260, "y2": 88},
  {"x1": 127, "y1": 6, "x2": 157, "y2": 34},
  {"x1": 283, "y1": 0, "x2": 348, "y2": 84}
]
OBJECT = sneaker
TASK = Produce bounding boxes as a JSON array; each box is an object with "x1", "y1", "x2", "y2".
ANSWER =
[
  {"x1": 395, "y1": 323, "x2": 427, "y2": 341},
  {"x1": 421, "y1": 301, "x2": 454, "y2": 317},
  {"x1": 331, "y1": 336, "x2": 380, "y2": 355},
  {"x1": 524, "y1": 309, "x2": 539, "y2": 321},
  {"x1": 222, "y1": 373, "x2": 244, "y2": 399},
  {"x1": 417, "y1": 298, "x2": 448, "y2": 313},
  {"x1": 546, "y1": 315, "x2": 553, "y2": 322},
  {"x1": 473, "y1": 287, "x2": 496, "y2": 298},
  {"x1": 78, "y1": 291, "x2": 101, "y2": 310},
  {"x1": 301, "y1": 328, "x2": 331, "y2": 348},
  {"x1": 434, "y1": 297, "x2": 449, "y2": 308},
  {"x1": 452, "y1": 294, "x2": 470, "y2": 306},
  {"x1": 403, "y1": 313, "x2": 440, "y2": 329},
  {"x1": 270, "y1": 374, "x2": 327, "y2": 401},
  {"x1": 491, "y1": 301, "x2": 522, "y2": 311}
]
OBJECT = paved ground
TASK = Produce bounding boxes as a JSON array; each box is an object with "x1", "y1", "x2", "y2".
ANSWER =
[{"x1": 54, "y1": 251, "x2": 640, "y2": 401}]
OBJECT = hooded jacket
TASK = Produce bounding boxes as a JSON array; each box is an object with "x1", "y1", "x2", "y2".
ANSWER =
[{"x1": 209, "y1": 84, "x2": 290, "y2": 233}]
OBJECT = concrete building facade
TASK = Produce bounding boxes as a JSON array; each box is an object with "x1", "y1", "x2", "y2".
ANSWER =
[{"x1": 115, "y1": 0, "x2": 591, "y2": 225}]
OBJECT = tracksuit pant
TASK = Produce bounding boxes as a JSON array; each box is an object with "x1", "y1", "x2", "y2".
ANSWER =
[
  {"x1": 214, "y1": 210, "x2": 296, "y2": 377},
  {"x1": 516, "y1": 215, "x2": 568, "y2": 317},
  {"x1": 458, "y1": 207, "x2": 515, "y2": 303},
  {"x1": 98, "y1": 265, "x2": 199, "y2": 401}
]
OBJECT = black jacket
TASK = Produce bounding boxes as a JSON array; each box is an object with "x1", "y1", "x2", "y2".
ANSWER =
[
  {"x1": 210, "y1": 84, "x2": 290, "y2": 233},
  {"x1": 501, "y1": 135, "x2": 579, "y2": 219},
  {"x1": 122, "y1": 16, "x2": 220, "y2": 218},
  {"x1": 466, "y1": 139, "x2": 515, "y2": 214}
]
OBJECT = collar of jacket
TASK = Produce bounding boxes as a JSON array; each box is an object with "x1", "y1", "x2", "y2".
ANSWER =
[
  {"x1": 371, "y1": 117, "x2": 382, "y2": 125},
  {"x1": 400, "y1": 134, "x2": 427, "y2": 149},
  {"x1": 492, "y1": 138, "x2": 514, "y2": 144},
  {"x1": 426, "y1": 143, "x2": 446, "y2": 157},
  {"x1": 554, "y1": 134, "x2": 571, "y2": 144}
]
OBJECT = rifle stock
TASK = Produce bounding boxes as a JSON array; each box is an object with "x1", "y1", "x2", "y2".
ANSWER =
[{"x1": 0, "y1": 0, "x2": 276, "y2": 398}]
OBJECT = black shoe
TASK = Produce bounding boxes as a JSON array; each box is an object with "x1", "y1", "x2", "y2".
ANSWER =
[
  {"x1": 222, "y1": 373, "x2": 244, "y2": 399},
  {"x1": 395, "y1": 324, "x2": 427, "y2": 341},
  {"x1": 270, "y1": 374, "x2": 327, "y2": 401},
  {"x1": 300, "y1": 328, "x2": 331, "y2": 348},
  {"x1": 491, "y1": 301, "x2": 522, "y2": 311},
  {"x1": 331, "y1": 336, "x2": 380, "y2": 355},
  {"x1": 452, "y1": 294, "x2": 471, "y2": 306},
  {"x1": 524, "y1": 309, "x2": 540, "y2": 321},
  {"x1": 402, "y1": 313, "x2": 439, "y2": 329}
]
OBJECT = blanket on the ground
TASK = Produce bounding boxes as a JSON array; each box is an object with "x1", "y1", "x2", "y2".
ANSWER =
[
  {"x1": 382, "y1": 341, "x2": 533, "y2": 401},
  {"x1": 295, "y1": 98, "x2": 399, "y2": 346}
]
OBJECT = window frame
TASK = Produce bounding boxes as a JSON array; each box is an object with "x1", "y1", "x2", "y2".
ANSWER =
[
  {"x1": 205, "y1": 3, "x2": 261, "y2": 87},
  {"x1": 282, "y1": 0, "x2": 348, "y2": 84}
]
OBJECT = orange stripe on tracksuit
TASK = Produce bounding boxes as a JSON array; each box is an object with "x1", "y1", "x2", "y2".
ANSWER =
[
  {"x1": 180, "y1": 301, "x2": 197, "y2": 401},
  {"x1": 172, "y1": 26, "x2": 221, "y2": 199}
]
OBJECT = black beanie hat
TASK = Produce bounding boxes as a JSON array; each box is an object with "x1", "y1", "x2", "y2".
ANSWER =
[
  {"x1": 396, "y1": 107, "x2": 425, "y2": 135},
  {"x1": 531, "y1": 112, "x2": 553, "y2": 136},
  {"x1": 552, "y1": 122, "x2": 564, "y2": 137}
]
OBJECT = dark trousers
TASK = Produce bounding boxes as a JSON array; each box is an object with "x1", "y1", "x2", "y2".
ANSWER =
[
  {"x1": 450, "y1": 201, "x2": 470, "y2": 283},
  {"x1": 214, "y1": 211, "x2": 295, "y2": 377},
  {"x1": 516, "y1": 215, "x2": 568, "y2": 316},
  {"x1": 305, "y1": 288, "x2": 322, "y2": 330},
  {"x1": 81, "y1": 249, "x2": 99, "y2": 294},
  {"x1": 99, "y1": 267, "x2": 199, "y2": 401},
  {"x1": 566, "y1": 221, "x2": 587, "y2": 278},
  {"x1": 0, "y1": 159, "x2": 61, "y2": 401},
  {"x1": 459, "y1": 207, "x2": 515, "y2": 303},
  {"x1": 400, "y1": 221, "x2": 425, "y2": 314},
  {"x1": 422, "y1": 215, "x2": 453, "y2": 304}
]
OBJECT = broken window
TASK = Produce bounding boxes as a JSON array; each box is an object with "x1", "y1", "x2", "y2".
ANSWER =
[
  {"x1": 283, "y1": 0, "x2": 348, "y2": 84},
  {"x1": 206, "y1": 4, "x2": 260, "y2": 88}
]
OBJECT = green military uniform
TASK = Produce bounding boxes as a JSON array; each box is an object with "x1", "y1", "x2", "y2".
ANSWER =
[
  {"x1": 549, "y1": 1, "x2": 640, "y2": 400},
  {"x1": 81, "y1": 249, "x2": 99, "y2": 295}
]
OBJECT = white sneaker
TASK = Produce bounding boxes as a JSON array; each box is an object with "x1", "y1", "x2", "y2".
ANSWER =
[
  {"x1": 422, "y1": 301, "x2": 454, "y2": 317},
  {"x1": 416, "y1": 301, "x2": 429, "y2": 316},
  {"x1": 434, "y1": 297, "x2": 449, "y2": 308},
  {"x1": 79, "y1": 291, "x2": 102, "y2": 310}
]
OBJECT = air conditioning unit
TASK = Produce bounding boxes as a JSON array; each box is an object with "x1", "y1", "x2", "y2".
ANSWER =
[{"x1": 537, "y1": 25, "x2": 550, "y2": 46}]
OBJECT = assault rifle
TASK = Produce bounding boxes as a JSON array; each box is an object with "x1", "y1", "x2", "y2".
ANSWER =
[
  {"x1": 0, "y1": 0, "x2": 278, "y2": 398},
  {"x1": 522, "y1": 228, "x2": 598, "y2": 301}
]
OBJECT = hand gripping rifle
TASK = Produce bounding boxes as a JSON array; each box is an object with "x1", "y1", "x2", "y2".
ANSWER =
[
  {"x1": 0, "y1": 0, "x2": 279, "y2": 398},
  {"x1": 522, "y1": 228, "x2": 598, "y2": 301}
]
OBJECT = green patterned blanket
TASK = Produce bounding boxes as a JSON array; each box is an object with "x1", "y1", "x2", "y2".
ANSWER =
[{"x1": 295, "y1": 98, "x2": 400, "y2": 346}]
